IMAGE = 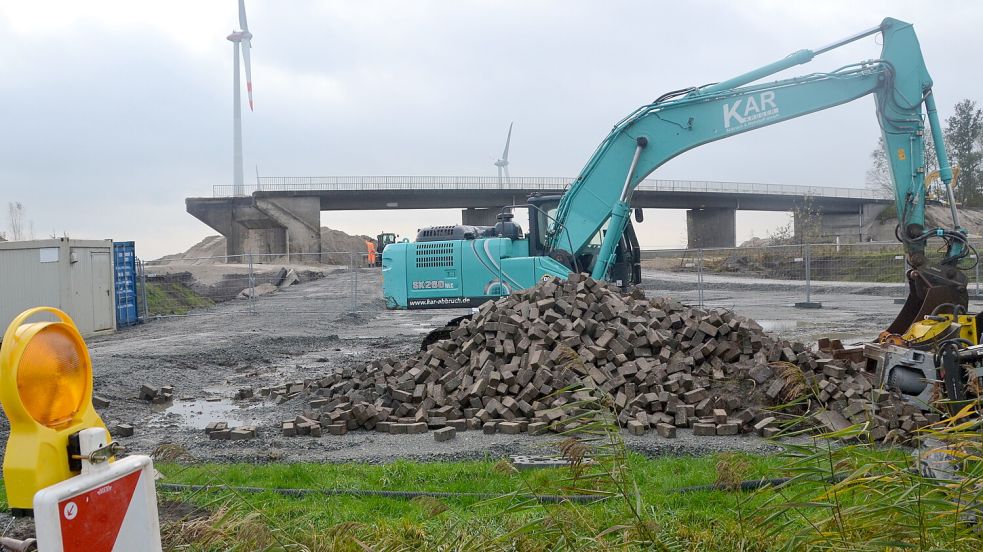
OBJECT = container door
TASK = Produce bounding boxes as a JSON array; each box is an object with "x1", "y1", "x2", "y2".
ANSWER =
[{"x1": 90, "y1": 251, "x2": 113, "y2": 332}]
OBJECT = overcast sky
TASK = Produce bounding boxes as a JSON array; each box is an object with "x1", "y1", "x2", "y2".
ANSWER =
[{"x1": 1, "y1": 1, "x2": 980, "y2": 259}]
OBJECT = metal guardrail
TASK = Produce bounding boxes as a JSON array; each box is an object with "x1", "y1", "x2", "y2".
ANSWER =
[{"x1": 213, "y1": 176, "x2": 885, "y2": 200}]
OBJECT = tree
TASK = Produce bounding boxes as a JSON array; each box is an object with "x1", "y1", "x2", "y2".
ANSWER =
[
  {"x1": 865, "y1": 99, "x2": 983, "y2": 206},
  {"x1": 865, "y1": 137, "x2": 892, "y2": 199},
  {"x1": 943, "y1": 99, "x2": 983, "y2": 206},
  {"x1": 768, "y1": 195, "x2": 824, "y2": 245},
  {"x1": 8, "y1": 202, "x2": 25, "y2": 241},
  {"x1": 866, "y1": 131, "x2": 943, "y2": 200}
]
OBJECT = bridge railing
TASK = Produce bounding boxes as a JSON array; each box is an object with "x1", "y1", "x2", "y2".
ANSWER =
[{"x1": 213, "y1": 176, "x2": 885, "y2": 200}]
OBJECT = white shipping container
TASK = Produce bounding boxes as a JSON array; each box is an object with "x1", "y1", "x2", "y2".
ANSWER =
[{"x1": 0, "y1": 238, "x2": 116, "y2": 337}]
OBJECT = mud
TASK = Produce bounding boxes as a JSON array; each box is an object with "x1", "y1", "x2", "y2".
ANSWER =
[{"x1": 0, "y1": 268, "x2": 947, "y2": 465}]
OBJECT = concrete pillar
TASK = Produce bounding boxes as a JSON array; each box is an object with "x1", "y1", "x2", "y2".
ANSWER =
[
  {"x1": 254, "y1": 196, "x2": 323, "y2": 261},
  {"x1": 795, "y1": 202, "x2": 886, "y2": 243},
  {"x1": 185, "y1": 198, "x2": 253, "y2": 262},
  {"x1": 686, "y1": 208, "x2": 736, "y2": 248},
  {"x1": 187, "y1": 196, "x2": 322, "y2": 264},
  {"x1": 462, "y1": 208, "x2": 500, "y2": 226}
]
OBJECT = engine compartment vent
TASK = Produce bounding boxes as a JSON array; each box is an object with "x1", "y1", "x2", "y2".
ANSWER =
[{"x1": 416, "y1": 242, "x2": 455, "y2": 268}]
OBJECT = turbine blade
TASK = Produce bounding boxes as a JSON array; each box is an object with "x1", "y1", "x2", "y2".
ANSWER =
[
  {"x1": 502, "y1": 122, "x2": 513, "y2": 160},
  {"x1": 238, "y1": 0, "x2": 249, "y2": 32},
  {"x1": 242, "y1": 38, "x2": 254, "y2": 111}
]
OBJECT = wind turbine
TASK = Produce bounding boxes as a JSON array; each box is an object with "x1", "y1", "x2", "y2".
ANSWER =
[
  {"x1": 494, "y1": 122, "x2": 513, "y2": 184},
  {"x1": 227, "y1": 0, "x2": 254, "y2": 197}
]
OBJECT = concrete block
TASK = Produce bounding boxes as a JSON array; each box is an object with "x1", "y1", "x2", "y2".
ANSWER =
[
  {"x1": 527, "y1": 422, "x2": 547, "y2": 435},
  {"x1": 115, "y1": 424, "x2": 134, "y2": 437},
  {"x1": 434, "y1": 427, "x2": 456, "y2": 442},
  {"x1": 692, "y1": 422, "x2": 716, "y2": 436},
  {"x1": 498, "y1": 421, "x2": 522, "y2": 434},
  {"x1": 716, "y1": 422, "x2": 739, "y2": 436},
  {"x1": 328, "y1": 423, "x2": 347, "y2": 435},
  {"x1": 406, "y1": 422, "x2": 427, "y2": 434},
  {"x1": 229, "y1": 428, "x2": 253, "y2": 440},
  {"x1": 282, "y1": 422, "x2": 297, "y2": 437},
  {"x1": 139, "y1": 385, "x2": 157, "y2": 400},
  {"x1": 655, "y1": 423, "x2": 676, "y2": 438}
]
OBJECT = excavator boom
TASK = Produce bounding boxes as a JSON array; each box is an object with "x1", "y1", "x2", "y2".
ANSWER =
[{"x1": 383, "y1": 17, "x2": 967, "y2": 330}]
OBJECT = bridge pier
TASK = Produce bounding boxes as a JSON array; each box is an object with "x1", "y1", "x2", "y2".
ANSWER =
[
  {"x1": 186, "y1": 196, "x2": 322, "y2": 263},
  {"x1": 462, "y1": 208, "x2": 500, "y2": 226},
  {"x1": 254, "y1": 196, "x2": 322, "y2": 260},
  {"x1": 795, "y1": 202, "x2": 886, "y2": 243},
  {"x1": 686, "y1": 208, "x2": 736, "y2": 249}
]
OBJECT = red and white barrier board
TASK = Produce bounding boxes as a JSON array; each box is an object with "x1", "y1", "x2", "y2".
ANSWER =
[{"x1": 33, "y1": 455, "x2": 162, "y2": 552}]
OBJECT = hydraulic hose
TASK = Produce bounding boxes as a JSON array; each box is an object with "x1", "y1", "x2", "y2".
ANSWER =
[
  {"x1": 158, "y1": 483, "x2": 603, "y2": 504},
  {"x1": 161, "y1": 476, "x2": 841, "y2": 502},
  {"x1": 675, "y1": 473, "x2": 847, "y2": 493}
]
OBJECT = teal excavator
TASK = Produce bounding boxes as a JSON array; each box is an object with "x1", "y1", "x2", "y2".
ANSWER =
[{"x1": 383, "y1": 18, "x2": 971, "y2": 346}]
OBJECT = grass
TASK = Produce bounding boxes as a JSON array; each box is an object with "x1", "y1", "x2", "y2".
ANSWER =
[
  {"x1": 154, "y1": 452, "x2": 786, "y2": 551},
  {"x1": 0, "y1": 434, "x2": 977, "y2": 550},
  {"x1": 145, "y1": 281, "x2": 213, "y2": 315}
]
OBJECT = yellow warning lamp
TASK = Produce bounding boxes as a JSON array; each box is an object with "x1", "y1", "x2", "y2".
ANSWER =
[{"x1": 0, "y1": 307, "x2": 106, "y2": 513}]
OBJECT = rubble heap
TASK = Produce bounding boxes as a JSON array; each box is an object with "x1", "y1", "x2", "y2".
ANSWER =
[{"x1": 279, "y1": 274, "x2": 929, "y2": 442}]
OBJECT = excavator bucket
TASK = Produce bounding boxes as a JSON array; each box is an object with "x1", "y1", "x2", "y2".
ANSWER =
[{"x1": 885, "y1": 265, "x2": 968, "y2": 337}]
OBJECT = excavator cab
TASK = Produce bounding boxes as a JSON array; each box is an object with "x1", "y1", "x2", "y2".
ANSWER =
[
  {"x1": 526, "y1": 194, "x2": 640, "y2": 289},
  {"x1": 375, "y1": 233, "x2": 397, "y2": 267}
]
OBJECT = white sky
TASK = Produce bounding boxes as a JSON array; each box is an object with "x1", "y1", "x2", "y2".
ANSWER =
[{"x1": 0, "y1": 1, "x2": 980, "y2": 258}]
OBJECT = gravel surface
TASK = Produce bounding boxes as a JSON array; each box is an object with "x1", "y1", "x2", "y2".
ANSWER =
[{"x1": 0, "y1": 267, "x2": 925, "y2": 465}]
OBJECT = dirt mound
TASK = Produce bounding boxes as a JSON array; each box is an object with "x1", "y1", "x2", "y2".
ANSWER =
[
  {"x1": 157, "y1": 235, "x2": 227, "y2": 264},
  {"x1": 157, "y1": 227, "x2": 373, "y2": 264}
]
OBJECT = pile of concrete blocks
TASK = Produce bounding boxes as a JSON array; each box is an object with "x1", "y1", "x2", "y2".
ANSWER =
[
  {"x1": 253, "y1": 380, "x2": 312, "y2": 404},
  {"x1": 206, "y1": 421, "x2": 258, "y2": 440},
  {"x1": 274, "y1": 267, "x2": 300, "y2": 289},
  {"x1": 285, "y1": 274, "x2": 917, "y2": 442},
  {"x1": 139, "y1": 384, "x2": 173, "y2": 404},
  {"x1": 281, "y1": 415, "x2": 323, "y2": 437}
]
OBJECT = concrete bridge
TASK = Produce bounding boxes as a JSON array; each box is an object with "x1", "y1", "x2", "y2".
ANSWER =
[{"x1": 186, "y1": 176, "x2": 888, "y2": 260}]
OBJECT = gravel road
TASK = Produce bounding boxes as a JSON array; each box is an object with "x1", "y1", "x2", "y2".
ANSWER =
[{"x1": 0, "y1": 267, "x2": 928, "y2": 464}]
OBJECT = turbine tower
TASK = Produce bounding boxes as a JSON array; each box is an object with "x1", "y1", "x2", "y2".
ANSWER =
[
  {"x1": 228, "y1": 0, "x2": 254, "y2": 197},
  {"x1": 494, "y1": 122, "x2": 513, "y2": 184}
]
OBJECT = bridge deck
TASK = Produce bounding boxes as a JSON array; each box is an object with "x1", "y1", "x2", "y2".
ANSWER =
[{"x1": 207, "y1": 176, "x2": 887, "y2": 213}]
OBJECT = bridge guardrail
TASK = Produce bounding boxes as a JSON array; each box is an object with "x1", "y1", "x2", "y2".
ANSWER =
[{"x1": 213, "y1": 177, "x2": 885, "y2": 200}]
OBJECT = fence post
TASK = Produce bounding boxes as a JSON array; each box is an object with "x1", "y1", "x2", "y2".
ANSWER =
[
  {"x1": 974, "y1": 253, "x2": 981, "y2": 299},
  {"x1": 140, "y1": 259, "x2": 149, "y2": 320},
  {"x1": 248, "y1": 253, "x2": 256, "y2": 314},
  {"x1": 697, "y1": 248, "x2": 705, "y2": 309},
  {"x1": 794, "y1": 243, "x2": 822, "y2": 309},
  {"x1": 350, "y1": 252, "x2": 357, "y2": 314},
  {"x1": 894, "y1": 253, "x2": 908, "y2": 305}
]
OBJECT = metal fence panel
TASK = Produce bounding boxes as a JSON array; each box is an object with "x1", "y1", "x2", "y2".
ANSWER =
[{"x1": 129, "y1": 241, "x2": 983, "y2": 329}]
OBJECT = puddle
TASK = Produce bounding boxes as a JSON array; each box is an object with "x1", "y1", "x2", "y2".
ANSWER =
[
  {"x1": 758, "y1": 319, "x2": 802, "y2": 332},
  {"x1": 163, "y1": 399, "x2": 262, "y2": 430}
]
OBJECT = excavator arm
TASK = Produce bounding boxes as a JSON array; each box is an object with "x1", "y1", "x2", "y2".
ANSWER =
[{"x1": 546, "y1": 17, "x2": 968, "y2": 332}]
